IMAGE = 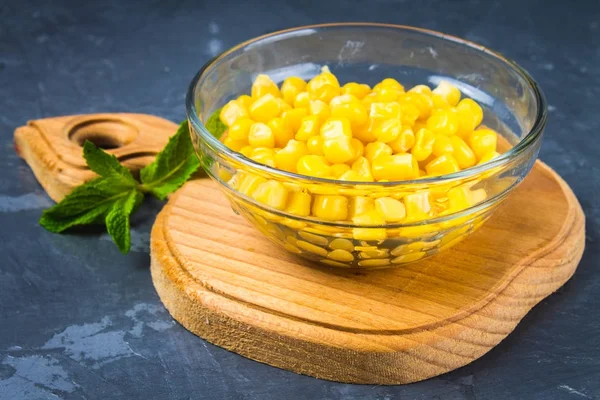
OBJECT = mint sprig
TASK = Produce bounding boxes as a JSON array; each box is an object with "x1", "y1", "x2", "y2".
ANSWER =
[
  {"x1": 139, "y1": 120, "x2": 201, "y2": 200},
  {"x1": 39, "y1": 116, "x2": 221, "y2": 254}
]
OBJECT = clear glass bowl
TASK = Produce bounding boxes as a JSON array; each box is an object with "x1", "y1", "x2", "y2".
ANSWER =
[{"x1": 186, "y1": 23, "x2": 547, "y2": 269}]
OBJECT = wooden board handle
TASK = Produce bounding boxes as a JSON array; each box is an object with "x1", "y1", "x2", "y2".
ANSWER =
[{"x1": 14, "y1": 113, "x2": 178, "y2": 201}]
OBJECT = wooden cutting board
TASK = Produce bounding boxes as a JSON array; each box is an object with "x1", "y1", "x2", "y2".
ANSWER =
[
  {"x1": 150, "y1": 160, "x2": 584, "y2": 384},
  {"x1": 13, "y1": 113, "x2": 585, "y2": 384},
  {"x1": 14, "y1": 113, "x2": 177, "y2": 201}
]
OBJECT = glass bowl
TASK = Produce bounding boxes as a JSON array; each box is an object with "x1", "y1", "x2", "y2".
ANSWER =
[{"x1": 186, "y1": 23, "x2": 547, "y2": 269}]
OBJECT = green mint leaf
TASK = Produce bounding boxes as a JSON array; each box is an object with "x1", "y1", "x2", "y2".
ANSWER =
[
  {"x1": 40, "y1": 118, "x2": 203, "y2": 255},
  {"x1": 105, "y1": 189, "x2": 144, "y2": 254},
  {"x1": 205, "y1": 107, "x2": 227, "y2": 138},
  {"x1": 83, "y1": 141, "x2": 137, "y2": 188},
  {"x1": 39, "y1": 177, "x2": 131, "y2": 233},
  {"x1": 139, "y1": 120, "x2": 200, "y2": 200}
]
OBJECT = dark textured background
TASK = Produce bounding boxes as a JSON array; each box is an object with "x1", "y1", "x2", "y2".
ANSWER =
[{"x1": 1, "y1": 0, "x2": 599, "y2": 399}]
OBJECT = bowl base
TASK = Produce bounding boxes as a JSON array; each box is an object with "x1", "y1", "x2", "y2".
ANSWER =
[{"x1": 150, "y1": 160, "x2": 584, "y2": 384}]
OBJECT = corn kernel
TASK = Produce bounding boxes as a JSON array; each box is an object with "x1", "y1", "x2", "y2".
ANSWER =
[
  {"x1": 322, "y1": 137, "x2": 354, "y2": 164},
  {"x1": 456, "y1": 98, "x2": 483, "y2": 138},
  {"x1": 359, "y1": 248, "x2": 389, "y2": 259},
  {"x1": 295, "y1": 115, "x2": 322, "y2": 141},
  {"x1": 251, "y1": 74, "x2": 280, "y2": 99},
  {"x1": 313, "y1": 84, "x2": 339, "y2": 103},
  {"x1": 307, "y1": 136, "x2": 324, "y2": 155},
  {"x1": 312, "y1": 195, "x2": 348, "y2": 221},
  {"x1": 374, "y1": 78, "x2": 404, "y2": 92},
  {"x1": 320, "y1": 117, "x2": 352, "y2": 139},
  {"x1": 286, "y1": 191, "x2": 312, "y2": 217},
  {"x1": 228, "y1": 118, "x2": 254, "y2": 140},
  {"x1": 349, "y1": 138, "x2": 364, "y2": 162},
  {"x1": 478, "y1": 150, "x2": 500, "y2": 165},
  {"x1": 352, "y1": 210, "x2": 386, "y2": 241},
  {"x1": 399, "y1": 102, "x2": 420, "y2": 126},
  {"x1": 400, "y1": 93, "x2": 434, "y2": 120},
  {"x1": 372, "y1": 154, "x2": 419, "y2": 181},
  {"x1": 391, "y1": 252, "x2": 426, "y2": 264},
  {"x1": 329, "y1": 238, "x2": 354, "y2": 251},
  {"x1": 374, "y1": 197, "x2": 406, "y2": 222},
  {"x1": 358, "y1": 259, "x2": 390, "y2": 267},
  {"x1": 249, "y1": 147, "x2": 276, "y2": 167},
  {"x1": 446, "y1": 186, "x2": 472, "y2": 211},
  {"x1": 299, "y1": 230, "x2": 329, "y2": 246},
  {"x1": 307, "y1": 71, "x2": 340, "y2": 92},
  {"x1": 338, "y1": 170, "x2": 365, "y2": 182},
  {"x1": 223, "y1": 136, "x2": 247, "y2": 152},
  {"x1": 321, "y1": 118, "x2": 354, "y2": 164},
  {"x1": 425, "y1": 154, "x2": 460, "y2": 176},
  {"x1": 284, "y1": 242, "x2": 302, "y2": 254},
  {"x1": 294, "y1": 91, "x2": 316, "y2": 108},
  {"x1": 388, "y1": 128, "x2": 415, "y2": 153},
  {"x1": 308, "y1": 100, "x2": 330, "y2": 123},
  {"x1": 278, "y1": 98, "x2": 292, "y2": 113},
  {"x1": 369, "y1": 102, "x2": 402, "y2": 120},
  {"x1": 235, "y1": 94, "x2": 253, "y2": 110},
  {"x1": 458, "y1": 98, "x2": 483, "y2": 126},
  {"x1": 374, "y1": 87, "x2": 402, "y2": 102},
  {"x1": 351, "y1": 157, "x2": 374, "y2": 181},
  {"x1": 239, "y1": 145, "x2": 253, "y2": 158},
  {"x1": 404, "y1": 192, "x2": 432, "y2": 221},
  {"x1": 220, "y1": 100, "x2": 249, "y2": 126},
  {"x1": 281, "y1": 76, "x2": 307, "y2": 105},
  {"x1": 353, "y1": 125, "x2": 377, "y2": 144},
  {"x1": 320, "y1": 259, "x2": 349, "y2": 267},
  {"x1": 432, "y1": 135, "x2": 455, "y2": 157},
  {"x1": 248, "y1": 122, "x2": 275, "y2": 148},
  {"x1": 275, "y1": 139, "x2": 308, "y2": 172},
  {"x1": 361, "y1": 92, "x2": 378, "y2": 109},
  {"x1": 392, "y1": 240, "x2": 439, "y2": 256},
  {"x1": 296, "y1": 155, "x2": 332, "y2": 178},
  {"x1": 249, "y1": 93, "x2": 281, "y2": 122},
  {"x1": 432, "y1": 81, "x2": 461, "y2": 106},
  {"x1": 238, "y1": 174, "x2": 267, "y2": 196},
  {"x1": 296, "y1": 240, "x2": 328, "y2": 257},
  {"x1": 329, "y1": 94, "x2": 358, "y2": 107},
  {"x1": 411, "y1": 128, "x2": 435, "y2": 161},
  {"x1": 349, "y1": 197, "x2": 374, "y2": 219},
  {"x1": 426, "y1": 108, "x2": 459, "y2": 136},
  {"x1": 282, "y1": 108, "x2": 308, "y2": 133},
  {"x1": 342, "y1": 82, "x2": 371, "y2": 99},
  {"x1": 327, "y1": 249, "x2": 354, "y2": 262},
  {"x1": 352, "y1": 208, "x2": 383, "y2": 227},
  {"x1": 330, "y1": 100, "x2": 368, "y2": 130},
  {"x1": 251, "y1": 180, "x2": 288, "y2": 210},
  {"x1": 365, "y1": 141, "x2": 392, "y2": 162},
  {"x1": 447, "y1": 185, "x2": 487, "y2": 212},
  {"x1": 469, "y1": 128, "x2": 498, "y2": 160},
  {"x1": 267, "y1": 117, "x2": 293, "y2": 148},
  {"x1": 408, "y1": 84, "x2": 432, "y2": 96},
  {"x1": 450, "y1": 136, "x2": 476, "y2": 169},
  {"x1": 373, "y1": 118, "x2": 402, "y2": 143},
  {"x1": 431, "y1": 93, "x2": 450, "y2": 109},
  {"x1": 331, "y1": 163, "x2": 351, "y2": 177}
]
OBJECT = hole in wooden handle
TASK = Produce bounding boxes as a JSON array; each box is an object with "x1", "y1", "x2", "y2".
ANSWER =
[{"x1": 68, "y1": 118, "x2": 138, "y2": 149}]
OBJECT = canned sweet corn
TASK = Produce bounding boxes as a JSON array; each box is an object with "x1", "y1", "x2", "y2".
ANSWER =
[{"x1": 214, "y1": 67, "x2": 502, "y2": 267}]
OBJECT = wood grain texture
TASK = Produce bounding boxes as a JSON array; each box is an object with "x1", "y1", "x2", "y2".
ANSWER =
[
  {"x1": 14, "y1": 113, "x2": 178, "y2": 202},
  {"x1": 150, "y1": 161, "x2": 585, "y2": 384}
]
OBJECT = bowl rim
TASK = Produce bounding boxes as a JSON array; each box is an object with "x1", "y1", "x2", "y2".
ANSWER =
[{"x1": 186, "y1": 22, "x2": 547, "y2": 187}]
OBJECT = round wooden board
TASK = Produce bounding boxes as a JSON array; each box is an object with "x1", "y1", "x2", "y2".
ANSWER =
[{"x1": 150, "y1": 161, "x2": 584, "y2": 384}]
